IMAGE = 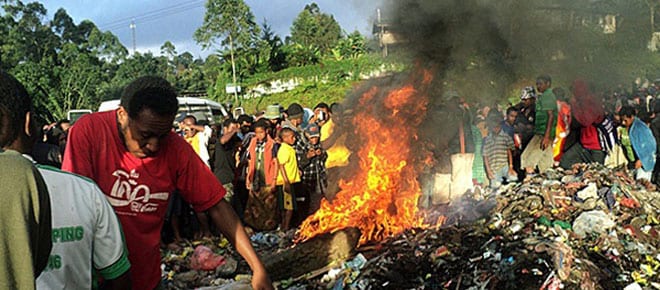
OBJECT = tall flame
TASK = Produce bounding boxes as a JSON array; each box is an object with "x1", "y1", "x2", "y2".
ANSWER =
[{"x1": 297, "y1": 70, "x2": 433, "y2": 245}]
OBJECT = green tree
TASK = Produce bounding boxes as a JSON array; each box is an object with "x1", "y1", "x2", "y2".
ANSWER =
[
  {"x1": 332, "y1": 30, "x2": 367, "y2": 60},
  {"x1": 2, "y1": 1, "x2": 59, "y2": 68},
  {"x1": 194, "y1": 0, "x2": 261, "y2": 102},
  {"x1": 111, "y1": 53, "x2": 165, "y2": 87},
  {"x1": 160, "y1": 41, "x2": 177, "y2": 82},
  {"x1": 290, "y1": 3, "x2": 342, "y2": 55},
  {"x1": 85, "y1": 26, "x2": 128, "y2": 63},
  {"x1": 645, "y1": 0, "x2": 660, "y2": 31},
  {"x1": 49, "y1": 43, "x2": 105, "y2": 117},
  {"x1": 0, "y1": 2, "x2": 133, "y2": 119},
  {"x1": 261, "y1": 20, "x2": 287, "y2": 71},
  {"x1": 284, "y1": 43, "x2": 321, "y2": 66},
  {"x1": 161, "y1": 41, "x2": 177, "y2": 58},
  {"x1": 176, "y1": 57, "x2": 207, "y2": 92},
  {"x1": 99, "y1": 52, "x2": 166, "y2": 102},
  {"x1": 177, "y1": 52, "x2": 194, "y2": 69},
  {"x1": 201, "y1": 54, "x2": 225, "y2": 100}
]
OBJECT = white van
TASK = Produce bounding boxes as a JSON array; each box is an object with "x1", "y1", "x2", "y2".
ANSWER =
[
  {"x1": 67, "y1": 109, "x2": 93, "y2": 123},
  {"x1": 98, "y1": 97, "x2": 229, "y2": 125}
]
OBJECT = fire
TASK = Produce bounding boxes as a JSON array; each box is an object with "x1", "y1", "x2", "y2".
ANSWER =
[{"x1": 297, "y1": 71, "x2": 434, "y2": 245}]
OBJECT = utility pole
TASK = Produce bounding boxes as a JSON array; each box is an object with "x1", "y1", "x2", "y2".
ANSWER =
[
  {"x1": 130, "y1": 20, "x2": 136, "y2": 54},
  {"x1": 229, "y1": 34, "x2": 238, "y2": 105},
  {"x1": 377, "y1": 8, "x2": 387, "y2": 57}
]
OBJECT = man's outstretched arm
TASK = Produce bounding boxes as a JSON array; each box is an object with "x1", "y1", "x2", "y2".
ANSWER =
[{"x1": 207, "y1": 199, "x2": 274, "y2": 290}]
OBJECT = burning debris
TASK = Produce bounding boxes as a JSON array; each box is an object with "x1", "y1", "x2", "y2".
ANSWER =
[
  {"x1": 160, "y1": 65, "x2": 660, "y2": 290},
  {"x1": 293, "y1": 164, "x2": 660, "y2": 289},
  {"x1": 158, "y1": 3, "x2": 660, "y2": 288},
  {"x1": 162, "y1": 163, "x2": 660, "y2": 289},
  {"x1": 297, "y1": 69, "x2": 436, "y2": 245}
]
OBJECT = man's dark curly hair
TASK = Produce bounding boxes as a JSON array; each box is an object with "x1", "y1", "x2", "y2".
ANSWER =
[
  {"x1": 120, "y1": 76, "x2": 178, "y2": 119},
  {"x1": 0, "y1": 70, "x2": 31, "y2": 148}
]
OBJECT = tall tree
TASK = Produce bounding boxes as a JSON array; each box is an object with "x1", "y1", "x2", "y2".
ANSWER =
[
  {"x1": 161, "y1": 41, "x2": 177, "y2": 59},
  {"x1": 194, "y1": 0, "x2": 260, "y2": 102},
  {"x1": 160, "y1": 41, "x2": 177, "y2": 82},
  {"x1": 290, "y1": 3, "x2": 342, "y2": 54},
  {"x1": 85, "y1": 26, "x2": 128, "y2": 63},
  {"x1": 2, "y1": 1, "x2": 59, "y2": 67},
  {"x1": 261, "y1": 20, "x2": 287, "y2": 71},
  {"x1": 50, "y1": 43, "x2": 105, "y2": 117}
]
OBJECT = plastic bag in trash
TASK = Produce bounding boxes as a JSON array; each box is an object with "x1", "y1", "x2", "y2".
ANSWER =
[
  {"x1": 572, "y1": 210, "x2": 616, "y2": 238},
  {"x1": 577, "y1": 183, "x2": 599, "y2": 201},
  {"x1": 343, "y1": 253, "x2": 367, "y2": 270},
  {"x1": 250, "y1": 232, "x2": 280, "y2": 246},
  {"x1": 623, "y1": 282, "x2": 643, "y2": 290},
  {"x1": 189, "y1": 245, "x2": 226, "y2": 271}
]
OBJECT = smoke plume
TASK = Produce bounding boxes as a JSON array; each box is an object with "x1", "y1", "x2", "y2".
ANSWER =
[
  {"x1": 383, "y1": 0, "x2": 652, "y2": 100},
  {"x1": 329, "y1": 0, "x2": 654, "y2": 187}
]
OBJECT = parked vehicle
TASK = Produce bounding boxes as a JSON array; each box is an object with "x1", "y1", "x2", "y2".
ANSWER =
[
  {"x1": 66, "y1": 109, "x2": 93, "y2": 123},
  {"x1": 97, "y1": 97, "x2": 229, "y2": 125}
]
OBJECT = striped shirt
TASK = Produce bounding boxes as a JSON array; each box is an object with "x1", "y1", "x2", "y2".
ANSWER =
[{"x1": 483, "y1": 130, "x2": 514, "y2": 172}]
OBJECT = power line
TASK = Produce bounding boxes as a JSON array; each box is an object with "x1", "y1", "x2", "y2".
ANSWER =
[
  {"x1": 98, "y1": 0, "x2": 203, "y2": 28},
  {"x1": 101, "y1": 1, "x2": 204, "y2": 31},
  {"x1": 109, "y1": 6, "x2": 204, "y2": 34},
  {"x1": 99, "y1": 0, "x2": 205, "y2": 31}
]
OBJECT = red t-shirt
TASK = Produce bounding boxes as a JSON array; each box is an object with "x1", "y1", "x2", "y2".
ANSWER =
[{"x1": 62, "y1": 110, "x2": 225, "y2": 290}]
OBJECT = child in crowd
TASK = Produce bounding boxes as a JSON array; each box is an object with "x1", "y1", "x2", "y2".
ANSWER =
[
  {"x1": 483, "y1": 117, "x2": 518, "y2": 188},
  {"x1": 276, "y1": 127, "x2": 302, "y2": 231},
  {"x1": 244, "y1": 119, "x2": 280, "y2": 230},
  {"x1": 301, "y1": 123, "x2": 328, "y2": 216}
]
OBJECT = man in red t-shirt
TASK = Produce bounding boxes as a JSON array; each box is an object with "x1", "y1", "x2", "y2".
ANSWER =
[{"x1": 62, "y1": 76, "x2": 273, "y2": 290}]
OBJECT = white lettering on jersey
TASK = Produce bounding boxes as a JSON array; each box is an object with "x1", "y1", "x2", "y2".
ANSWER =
[{"x1": 108, "y1": 169, "x2": 169, "y2": 212}]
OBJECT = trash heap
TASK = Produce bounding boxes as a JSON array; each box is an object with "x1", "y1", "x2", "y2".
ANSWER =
[
  {"x1": 162, "y1": 164, "x2": 660, "y2": 290},
  {"x1": 161, "y1": 238, "x2": 244, "y2": 289},
  {"x1": 291, "y1": 163, "x2": 660, "y2": 290},
  {"x1": 161, "y1": 232, "x2": 294, "y2": 289}
]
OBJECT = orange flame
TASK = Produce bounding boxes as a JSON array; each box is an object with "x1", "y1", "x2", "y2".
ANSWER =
[{"x1": 297, "y1": 71, "x2": 434, "y2": 245}]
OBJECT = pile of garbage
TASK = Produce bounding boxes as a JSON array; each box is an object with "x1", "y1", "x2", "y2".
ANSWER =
[
  {"x1": 161, "y1": 231, "x2": 296, "y2": 289},
  {"x1": 287, "y1": 164, "x2": 660, "y2": 289},
  {"x1": 162, "y1": 164, "x2": 660, "y2": 289}
]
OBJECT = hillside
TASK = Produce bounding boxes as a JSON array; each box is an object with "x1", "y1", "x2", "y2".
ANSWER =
[{"x1": 212, "y1": 53, "x2": 407, "y2": 114}]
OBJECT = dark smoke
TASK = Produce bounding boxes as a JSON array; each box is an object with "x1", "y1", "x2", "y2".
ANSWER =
[
  {"x1": 325, "y1": 0, "x2": 656, "y2": 194},
  {"x1": 327, "y1": 0, "x2": 656, "y2": 194},
  {"x1": 391, "y1": 0, "x2": 514, "y2": 101},
  {"x1": 383, "y1": 0, "x2": 653, "y2": 99},
  {"x1": 377, "y1": 0, "x2": 652, "y2": 171}
]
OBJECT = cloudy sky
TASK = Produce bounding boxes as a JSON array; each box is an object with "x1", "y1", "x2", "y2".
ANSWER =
[{"x1": 42, "y1": 0, "x2": 386, "y2": 59}]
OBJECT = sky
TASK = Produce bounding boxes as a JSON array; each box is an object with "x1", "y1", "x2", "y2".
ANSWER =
[{"x1": 42, "y1": 0, "x2": 387, "y2": 59}]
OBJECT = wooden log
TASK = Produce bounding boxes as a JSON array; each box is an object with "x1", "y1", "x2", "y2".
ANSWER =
[{"x1": 264, "y1": 227, "x2": 361, "y2": 281}]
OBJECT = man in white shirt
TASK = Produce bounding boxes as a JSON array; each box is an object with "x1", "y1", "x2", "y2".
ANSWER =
[
  {"x1": 32, "y1": 159, "x2": 131, "y2": 289},
  {"x1": 1, "y1": 70, "x2": 130, "y2": 289}
]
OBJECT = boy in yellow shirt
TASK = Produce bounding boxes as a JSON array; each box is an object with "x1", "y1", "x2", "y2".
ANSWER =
[{"x1": 276, "y1": 127, "x2": 302, "y2": 231}]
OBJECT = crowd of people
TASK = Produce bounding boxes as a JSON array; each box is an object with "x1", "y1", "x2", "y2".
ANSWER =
[
  {"x1": 5, "y1": 67, "x2": 660, "y2": 290},
  {"x1": 0, "y1": 69, "x2": 352, "y2": 289},
  {"x1": 164, "y1": 99, "x2": 342, "y2": 245},
  {"x1": 0, "y1": 72, "x2": 277, "y2": 289},
  {"x1": 440, "y1": 74, "x2": 660, "y2": 200}
]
